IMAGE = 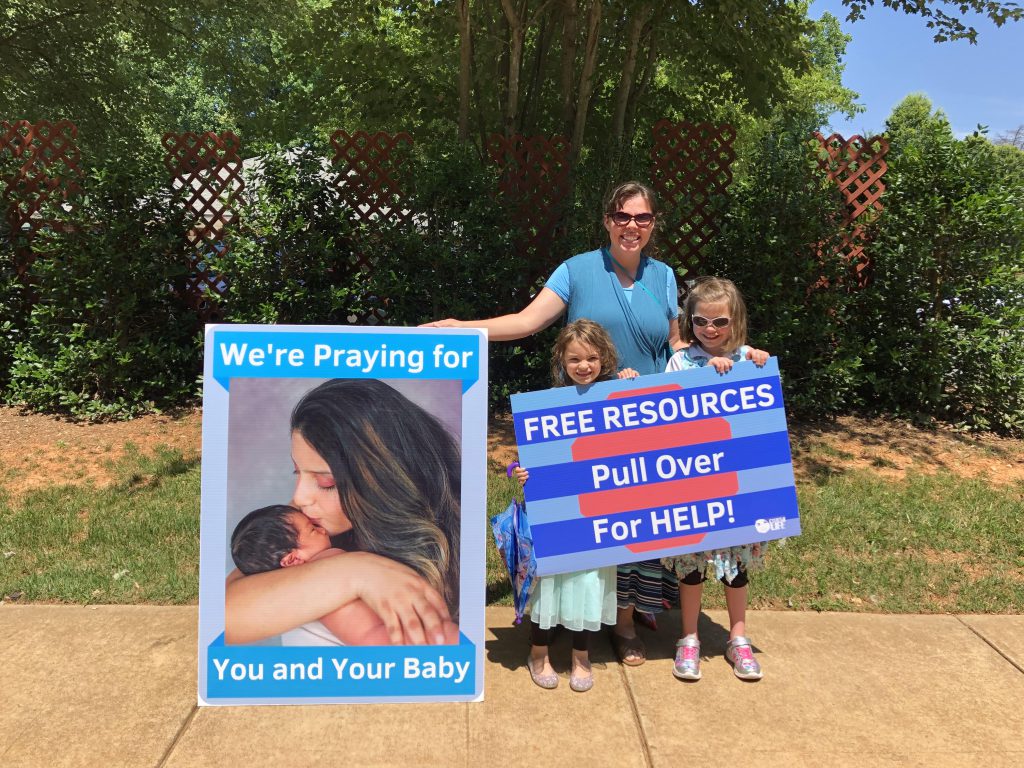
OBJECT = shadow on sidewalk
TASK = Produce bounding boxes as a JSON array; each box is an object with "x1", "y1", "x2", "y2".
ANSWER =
[{"x1": 485, "y1": 609, "x2": 762, "y2": 671}]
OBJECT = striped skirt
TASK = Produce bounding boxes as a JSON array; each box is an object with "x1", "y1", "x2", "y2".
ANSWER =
[{"x1": 616, "y1": 559, "x2": 679, "y2": 614}]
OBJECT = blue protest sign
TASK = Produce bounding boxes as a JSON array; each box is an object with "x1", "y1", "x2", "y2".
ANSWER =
[
  {"x1": 511, "y1": 358, "x2": 800, "y2": 576},
  {"x1": 199, "y1": 325, "x2": 487, "y2": 705}
]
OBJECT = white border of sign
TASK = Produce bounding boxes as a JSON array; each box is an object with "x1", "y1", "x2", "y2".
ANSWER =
[{"x1": 198, "y1": 325, "x2": 487, "y2": 705}]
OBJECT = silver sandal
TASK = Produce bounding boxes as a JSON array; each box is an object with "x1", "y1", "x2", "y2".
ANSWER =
[{"x1": 527, "y1": 654, "x2": 558, "y2": 689}]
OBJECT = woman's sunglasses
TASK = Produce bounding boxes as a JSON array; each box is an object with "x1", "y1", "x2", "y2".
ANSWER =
[
  {"x1": 691, "y1": 315, "x2": 731, "y2": 328},
  {"x1": 609, "y1": 211, "x2": 655, "y2": 227}
]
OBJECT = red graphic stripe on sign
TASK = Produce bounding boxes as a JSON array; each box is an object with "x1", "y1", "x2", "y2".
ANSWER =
[
  {"x1": 571, "y1": 419, "x2": 732, "y2": 460},
  {"x1": 627, "y1": 533, "x2": 706, "y2": 554},
  {"x1": 607, "y1": 383, "x2": 682, "y2": 399},
  {"x1": 577, "y1": 473, "x2": 738, "y2": 518}
]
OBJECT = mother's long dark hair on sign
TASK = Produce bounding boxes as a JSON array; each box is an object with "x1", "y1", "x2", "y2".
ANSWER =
[{"x1": 291, "y1": 379, "x2": 461, "y2": 618}]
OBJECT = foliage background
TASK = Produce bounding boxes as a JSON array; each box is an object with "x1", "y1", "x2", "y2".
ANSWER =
[{"x1": 1, "y1": 1, "x2": 1022, "y2": 432}]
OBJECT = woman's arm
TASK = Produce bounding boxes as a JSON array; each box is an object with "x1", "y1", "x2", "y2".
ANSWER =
[
  {"x1": 421, "y1": 287, "x2": 566, "y2": 341},
  {"x1": 225, "y1": 551, "x2": 450, "y2": 645},
  {"x1": 668, "y1": 317, "x2": 684, "y2": 352},
  {"x1": 304, "y1": 549, "x2": 391, "y2": 646},
  {"x1": 320, "y1": 601, "x2": 460, "y2": 646}
]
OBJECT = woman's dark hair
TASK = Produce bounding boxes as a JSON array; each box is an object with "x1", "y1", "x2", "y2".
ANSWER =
[
  {"x1": 290, "y1": 379, "x2": 462, "y2": 618},
  {"x1": 231, "y1": 504, "x2": 301, "y2": 575},
  {"x1": 603, "y1": 180, "x2": 659, "y2": 254},
  {"x1": 603, "y1": 180, "x2": 659, "y2": 218}
]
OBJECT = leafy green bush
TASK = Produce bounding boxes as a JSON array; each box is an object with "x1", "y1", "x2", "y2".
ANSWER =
[
  {"x1": 360, "y1": 140, "x2": 525, "y2": 322},
  {"x1": 0, "y1": 218, "x2": 24, "y2": 389},
  {"x1": 5, "y1": 162, "x2": 201, "y2": 419},
  {"x1": 361, "y1": 137, "x2": 558, "y2": 405},
  {"x1": 5, "y1": 106, "x2": 1021, "y2": 433},
  {"x1": 708, "y1": 120, "x2": 864, "y2": 419},
  {"x1": 213, "y1": 137, "x2": 559, "y2": 408},
  {"x1": 210, "y1": 142, "x2": 365, "y2": 325},
  {"x1": 853, "y1": 97, "x2": 1024, "y2": 433}
]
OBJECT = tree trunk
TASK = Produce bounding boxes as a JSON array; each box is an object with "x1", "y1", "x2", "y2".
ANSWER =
[
  {"x1": 457, "y1": 0, "x2": 472, "y2": 142},
  {"x1": 520, "y1": 13, "x2": 553, "y2": 134},
  {"x1": 624, "y1": 25, "x2": 657, "y2": 150},
  {"x1": 570, "y1": 0, "x2": 602, "y2": 162},
  {"x1": 470, "y1": 5, "x2": 489, "y2": 156},
  {"x1": 558, "y1": 0, "x2": 578, "y2": 136},
  {"x1": 500, "y1": 0, "x2": 555, "y2": 137},
  {"x1": 501, "y1": 0, "x2": 526, "y2": 137},
  {"x1": 611, "y1": 2, "x2": 650, "y2": 149},
  {"x1": 497, "y1": 3, "x2": 510, "y2": 137}
]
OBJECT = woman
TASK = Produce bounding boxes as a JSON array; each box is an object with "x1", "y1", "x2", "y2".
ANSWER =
[
  {"x1": 224, "y1": 379, "x2": 461, "y2": 646},
  {"x1": 425, "y1": 181, "x2": 683, "y2": 666}
]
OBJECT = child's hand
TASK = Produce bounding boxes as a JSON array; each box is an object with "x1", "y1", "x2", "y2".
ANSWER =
[
  {"x1": 513, "y1": 466, "x2": 529, "y2": 486},
  {"x1": 745, "y1": 347, "x2": 770, "y2": 366},
  {"x1": 617, "y1": 368, "x2": 640, "y2": 379},
  {"x1": 708, "y1": 356, "x2": 734, "y2": 374}
]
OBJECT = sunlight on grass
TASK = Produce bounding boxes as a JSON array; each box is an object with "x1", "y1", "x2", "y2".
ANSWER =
[
  {"x1": 2, "y1": 450, "x2": 1021, "y2": 613},
  {"x1": 0, "y1": 448, "x2": 200, "y2": 604},
  {"x1": 483, "y1": 470, "x2": 1024, "y2": 614},
  {"x1": 754, "y1": 472, "x2": 1024, "y2": 613}
]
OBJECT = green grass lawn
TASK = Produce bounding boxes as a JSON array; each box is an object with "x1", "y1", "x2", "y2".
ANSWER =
[
  {"x1": 2, "y1": 446, "x2": 1022, "y2": 612},
  {"x1": 0, "y1": 446, "x2": 200, "y2": 604}
]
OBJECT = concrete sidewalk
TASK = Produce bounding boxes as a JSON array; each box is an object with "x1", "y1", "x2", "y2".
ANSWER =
[{"x1": 2, "y1": 606, "x2": 1022, "y2": 767}]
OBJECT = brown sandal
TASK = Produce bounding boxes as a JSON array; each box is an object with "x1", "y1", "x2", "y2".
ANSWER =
[
  {"x1": 633, "y1": 608, "x2": 658, "y2": 632},
  {"x1": 611, "y1": 632, "x2": 646, "y2": 666}
]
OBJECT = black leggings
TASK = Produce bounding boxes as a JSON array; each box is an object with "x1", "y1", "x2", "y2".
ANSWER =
[
  {"x1": 679, "y1": 568, "x2": 749, "y2": 589},
  {"x1": 530, "y1": 624, "x2": 592, "y2": 652}
]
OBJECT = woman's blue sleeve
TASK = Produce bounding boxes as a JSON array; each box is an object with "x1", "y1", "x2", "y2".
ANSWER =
[{"x1": 544, "y1": 262, "x2": 572, "y2": 303}]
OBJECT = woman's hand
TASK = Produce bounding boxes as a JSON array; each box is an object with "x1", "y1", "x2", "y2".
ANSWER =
[
  {"x1": 617, "y1": 368, "x2": 640, "y2": 379},
  {"x1": 708, "y1": 356, "x2": 734, "y2": 374},
  {"x1": 745, "y1": 348, "x2": 770, "y2": 366},
  {"x1": 345, "y1": 552, "x2": 452, "y2": 645},
  {"x1": 419, "y1": 318, "x2": 464, "y2": 328}
]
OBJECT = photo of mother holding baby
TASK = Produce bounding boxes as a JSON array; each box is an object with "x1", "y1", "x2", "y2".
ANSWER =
[{"x1": 224, "y1": 378, "x2": 462, "y2": 647}]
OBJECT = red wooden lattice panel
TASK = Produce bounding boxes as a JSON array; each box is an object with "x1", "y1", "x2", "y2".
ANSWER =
[
  {"x1": 162, "y1": 131, "x2": 245, "y2": 322},
  {"x1": 650, "y1": 120, "x2": 736, "y2": 279},
  {"x1": 0, "y1": 119, "x2": 83, "y2": 274},
  {"x1": 486, "y1": 133, "x2": 571, "y2": 293},
  {"x1": 813, "y1": 132, "x2": 889, "y2": 287},
  {"x1": 330, "y1": 130, "x2": 414, "y2": 323}
]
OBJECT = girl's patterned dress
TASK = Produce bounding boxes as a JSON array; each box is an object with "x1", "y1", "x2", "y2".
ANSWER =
[{"x1": 661, "y1": 344, "x2": 768, "y2": 584}]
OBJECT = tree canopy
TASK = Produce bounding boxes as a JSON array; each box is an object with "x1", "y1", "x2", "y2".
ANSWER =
[
  {"x1": 3, "y1": 2, "x2": 1023, "y2": 427},
  {"x1": 838, "y1": 0, "x2": 1023, "y2": 43},
  {"x1": 1, "y1": 1, "x2": 284, "y2": 155},
  {"x1": 3, "y1": 0, "x2": 1019, "y2": 164}
]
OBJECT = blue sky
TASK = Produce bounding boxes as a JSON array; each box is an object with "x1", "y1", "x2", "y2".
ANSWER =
[{"x1": 812, "y1": 0, "x2": 1023, "y2": 139}]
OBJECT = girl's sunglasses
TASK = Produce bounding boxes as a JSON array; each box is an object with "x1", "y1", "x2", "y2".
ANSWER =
[
  {"x1": 691, "y1": 315, "x2": 731, "y2": 328},
  {"x1": 609, "y1": 211, "x2": 655, "y2": 227}
]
